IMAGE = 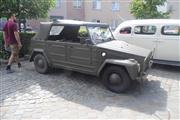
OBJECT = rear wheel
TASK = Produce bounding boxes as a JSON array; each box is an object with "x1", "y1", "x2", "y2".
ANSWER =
[
  {"x1": 34, "y1": 54, "x2": 49, "y2": 74},
  {"x1": 102, "y1": 66, "x2": 131, "y2": 93}
]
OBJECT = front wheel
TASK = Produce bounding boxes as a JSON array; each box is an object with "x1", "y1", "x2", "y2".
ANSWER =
[
  {"x1": 34, "y1": 54, "x2": 49, "y2": 74},
  {"x1": 102, "y1": 66, "x2": 131, "y2": 93}
]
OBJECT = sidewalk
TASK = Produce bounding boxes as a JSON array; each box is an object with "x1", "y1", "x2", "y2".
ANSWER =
[{"x1": 0, "y1": 62, "x2": 179, "y2": 119}]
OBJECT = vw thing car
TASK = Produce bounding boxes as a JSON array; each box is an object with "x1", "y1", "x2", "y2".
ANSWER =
[{"x1": 30, "y1": 20, "x2": 153, "y2": 93}]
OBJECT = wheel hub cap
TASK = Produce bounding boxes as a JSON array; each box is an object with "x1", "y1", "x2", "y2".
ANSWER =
[
  {"x1": 38, "y1": 59, "x2": 44, "y2": 68},
  {"x1": 109, "y1": 73, "x2": 122, "y2": 85}
]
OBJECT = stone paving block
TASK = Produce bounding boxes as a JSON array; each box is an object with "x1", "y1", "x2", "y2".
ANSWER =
[{"x1": 0, "y1": 61, "x2": 179, "y2": 119}]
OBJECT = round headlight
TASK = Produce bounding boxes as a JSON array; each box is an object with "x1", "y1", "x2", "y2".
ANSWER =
[{"x1": 102, "y1": 52, "x2": 106, "y2": 57}]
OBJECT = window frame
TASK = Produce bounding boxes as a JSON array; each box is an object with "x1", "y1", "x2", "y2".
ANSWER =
[
  {"x1": 73, "y1": 0, "x2": 82, "y2": 9},
  {"x1": 161, "y1": 25, "x2": 180, "y2": 36},
  {"x1": 55, "y1": 0, "x2": 61, "y2": 8},
  {"x1": 119, "y1": 26, "x2": 132, "y2": 34},
  {"x1": 49, "y1": 25, "x2": 64, "y2": 36},
  {"x1": 92, "y1": 0, "x2": 101, "y2": 10},
  {"x1": 134, "y1": 25, "x2": 157, "y2": 35},
  {"x1": 48, "y1": 25, "x2": 91, "y2": 44},
  {"x1": 112, "y1": 1, "x2": 120, "y2": 11}
]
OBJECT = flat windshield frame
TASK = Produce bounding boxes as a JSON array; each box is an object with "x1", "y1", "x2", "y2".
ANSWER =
[{"x1": 87, "y1": 26, "x2": 115, "y2": 44}]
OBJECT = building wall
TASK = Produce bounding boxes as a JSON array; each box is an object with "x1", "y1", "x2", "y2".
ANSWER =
[
  {"x1": 66, "y1": 0, "x2": 85, "y2": 20},
  {"x1": 27, "y1": 0, "x2": 67, "y2": 30},
  {"x1": 168, "y1": 0, "x2": 180, "y2": 19},
  {"x1": 26, "y1": 0, "x2": 179, "y2": 30},
  {"x1": 48, "y1": 0, "x2": 67, "y2": 19},
  {"x1": 26, "y1": 19, "x2": 47, "y2": 31},
  {"x1": 84, "y1": 0, "x2": 133, "y2": 29}
]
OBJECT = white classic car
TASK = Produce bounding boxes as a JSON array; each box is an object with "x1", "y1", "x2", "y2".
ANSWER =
[{"x1": 113, "y1": 19, "x2": 180, "y2": 66}]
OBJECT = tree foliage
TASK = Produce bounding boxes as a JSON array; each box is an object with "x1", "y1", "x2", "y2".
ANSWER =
[
  {"x1": 129, "y1": 0, "x2": 171, "y2": 19},
  {"x1": 0, "y1": 0, "x2": 55, "y2": 19}
]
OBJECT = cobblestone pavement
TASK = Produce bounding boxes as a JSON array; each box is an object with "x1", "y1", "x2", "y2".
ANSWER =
[{"x1": 0, "y1": 61, "x2": 179, "y2": 119}]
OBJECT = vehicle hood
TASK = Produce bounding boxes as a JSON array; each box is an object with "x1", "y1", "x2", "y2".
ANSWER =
[{"x1": 96, "y1": 40, "x2": 151, "y2": 57}]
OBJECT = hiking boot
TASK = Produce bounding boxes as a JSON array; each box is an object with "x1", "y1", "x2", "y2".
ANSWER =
[{"x1": 18, "y1": 63, "x2": 22, "y2": 68}]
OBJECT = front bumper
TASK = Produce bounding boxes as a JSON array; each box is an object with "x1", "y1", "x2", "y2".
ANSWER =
[{"x1": 136, "y1": 52, "x2": 153, "y2": 83}]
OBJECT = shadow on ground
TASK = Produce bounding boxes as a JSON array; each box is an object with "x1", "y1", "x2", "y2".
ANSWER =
[{"x1": 150, "y1": 64, "x2": 180, "y2": 81}]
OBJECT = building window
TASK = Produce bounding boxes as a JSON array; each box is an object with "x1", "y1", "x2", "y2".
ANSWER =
[
  {"x1": 92, "y1": 0, "x2": 101, "y2": 10},
  {"x1": 73, "y1": 0, "x2": 82, "y2": 9},
  {"x1": 56, "y1": 0, "x2": 61, "y2": 8},
  {"x1": 112, "y1": 1, "x2": 120, "y2": 11}
]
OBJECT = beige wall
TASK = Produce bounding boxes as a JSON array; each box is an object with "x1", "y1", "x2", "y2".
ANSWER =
[
  {"x1": 66, "y1": 0, "x2": 85, "y2": 20},
  {"x1": 48, "y1": 0, "x2": 67, "y2": 19},
  {"x1": 84, "y1": 0, "x2": 133, "y2": 29},
  {"x1": 27, "y1": 0, "x2": 179, "y2": 30},
  {"x1": 27, "y1": 19, "x2": 47, "y2": 30}
]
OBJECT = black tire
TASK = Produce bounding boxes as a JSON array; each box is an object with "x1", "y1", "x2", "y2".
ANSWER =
[
  {"x1": 34, "y1": 54, "x2": 49, "y2": 74},
  {"x1": 102, "y1": 66, "x2": 131, "y2": 93}
]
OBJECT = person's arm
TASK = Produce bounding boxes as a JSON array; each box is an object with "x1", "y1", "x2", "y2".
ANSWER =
[
  {"x1": 14, "y1": 31, "x2": 22, "y2": 47},
  {"x1": 13, "y1": 23, "x2": 22, "y2": 48},
  {"x1": 3, "y1": 31, "x2": 6, "y2": 44}
]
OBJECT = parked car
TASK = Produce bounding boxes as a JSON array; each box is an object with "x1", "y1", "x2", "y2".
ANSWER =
[
  {"x1": 113, "y1": 19, "x2": 180, "y2": 66},
  {"x1": 30, "y1": 20, "x2": 153, "y2": 93}
]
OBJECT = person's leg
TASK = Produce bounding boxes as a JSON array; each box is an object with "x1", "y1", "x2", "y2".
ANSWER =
[
  {"x1": 6, "y1": 53, "x2": 15, "y2": 69},
  {"x1": 6, "y1": 45, "x2": 15, "y2": 73},
  {"x1": 13, "y1": 45, "x2": 21, "y2": 68}
]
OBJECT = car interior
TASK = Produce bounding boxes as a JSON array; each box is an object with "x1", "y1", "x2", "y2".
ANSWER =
[{"x1": 48, "y1": 25, "x2": 89, "y2": 43}]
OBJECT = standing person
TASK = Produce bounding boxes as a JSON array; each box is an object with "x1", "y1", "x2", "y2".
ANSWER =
[{"x1": 3, "y1": 13, "x2": 22, "y2": 73}]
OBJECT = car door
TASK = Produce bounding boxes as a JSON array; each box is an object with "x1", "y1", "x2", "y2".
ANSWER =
[
  {"x1": 67, "y1": 43, "x2": 96, "y2": 73},
  {"x1": 156, "y1": 25, "x2": 180, "y2": 62},
  {"x1": 45, "y1": 25, "x2": 67, "y2": 66},
  {"x1": 130, "y1": 25, "x2": 158, "y2": 58},
  {"x1": 66, "y1": 26, "x2": 97, "y2": 74}
]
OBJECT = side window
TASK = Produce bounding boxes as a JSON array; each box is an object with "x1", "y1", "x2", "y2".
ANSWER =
[
  {"x1": 134, "y1": 25, "x2": 156, "y2": 35},
  {"x1": 49, "y1": 26, "x2": 64, "y2": 35},
  {"x1": 162, "y1": 25, "x2": 180, "y2": 36},
  {"x1": 78, "y1": 26, "x2": 88, "y2": 38},
  {"x1": 119, "y1": 27, "x2": 131, "y2": 34},
  {"x1": 48, "y1": 25, "x2": 64, "y2": 41},
  {"x1": 48, "y1": 25, "x2": 80, "y2": 42},
  {"x1": 78, "y1": 26, "x2": 91, "y2": 44}
]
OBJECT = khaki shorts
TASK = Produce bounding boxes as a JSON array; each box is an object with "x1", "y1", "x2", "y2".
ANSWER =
[{"x1": 10, "y1": 44, "x2": 20, "y2": 55}]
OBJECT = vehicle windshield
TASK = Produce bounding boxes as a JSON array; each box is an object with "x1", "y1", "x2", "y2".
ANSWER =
[{"x1": 87, "y1": 26, "x2": 114, "y2": 44}]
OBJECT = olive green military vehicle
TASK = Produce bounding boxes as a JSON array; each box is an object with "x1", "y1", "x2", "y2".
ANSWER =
[{"x1": 30, "y1": 20, "x2": 153, "y2": 93}]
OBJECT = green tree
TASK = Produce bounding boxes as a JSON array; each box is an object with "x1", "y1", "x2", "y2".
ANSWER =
[
  {"x1": 0, "y1": 0, "x2": 55, "y2": 19},
  {"x1": 129, "y1": 0, "x2": 171, "y2": 19}
]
